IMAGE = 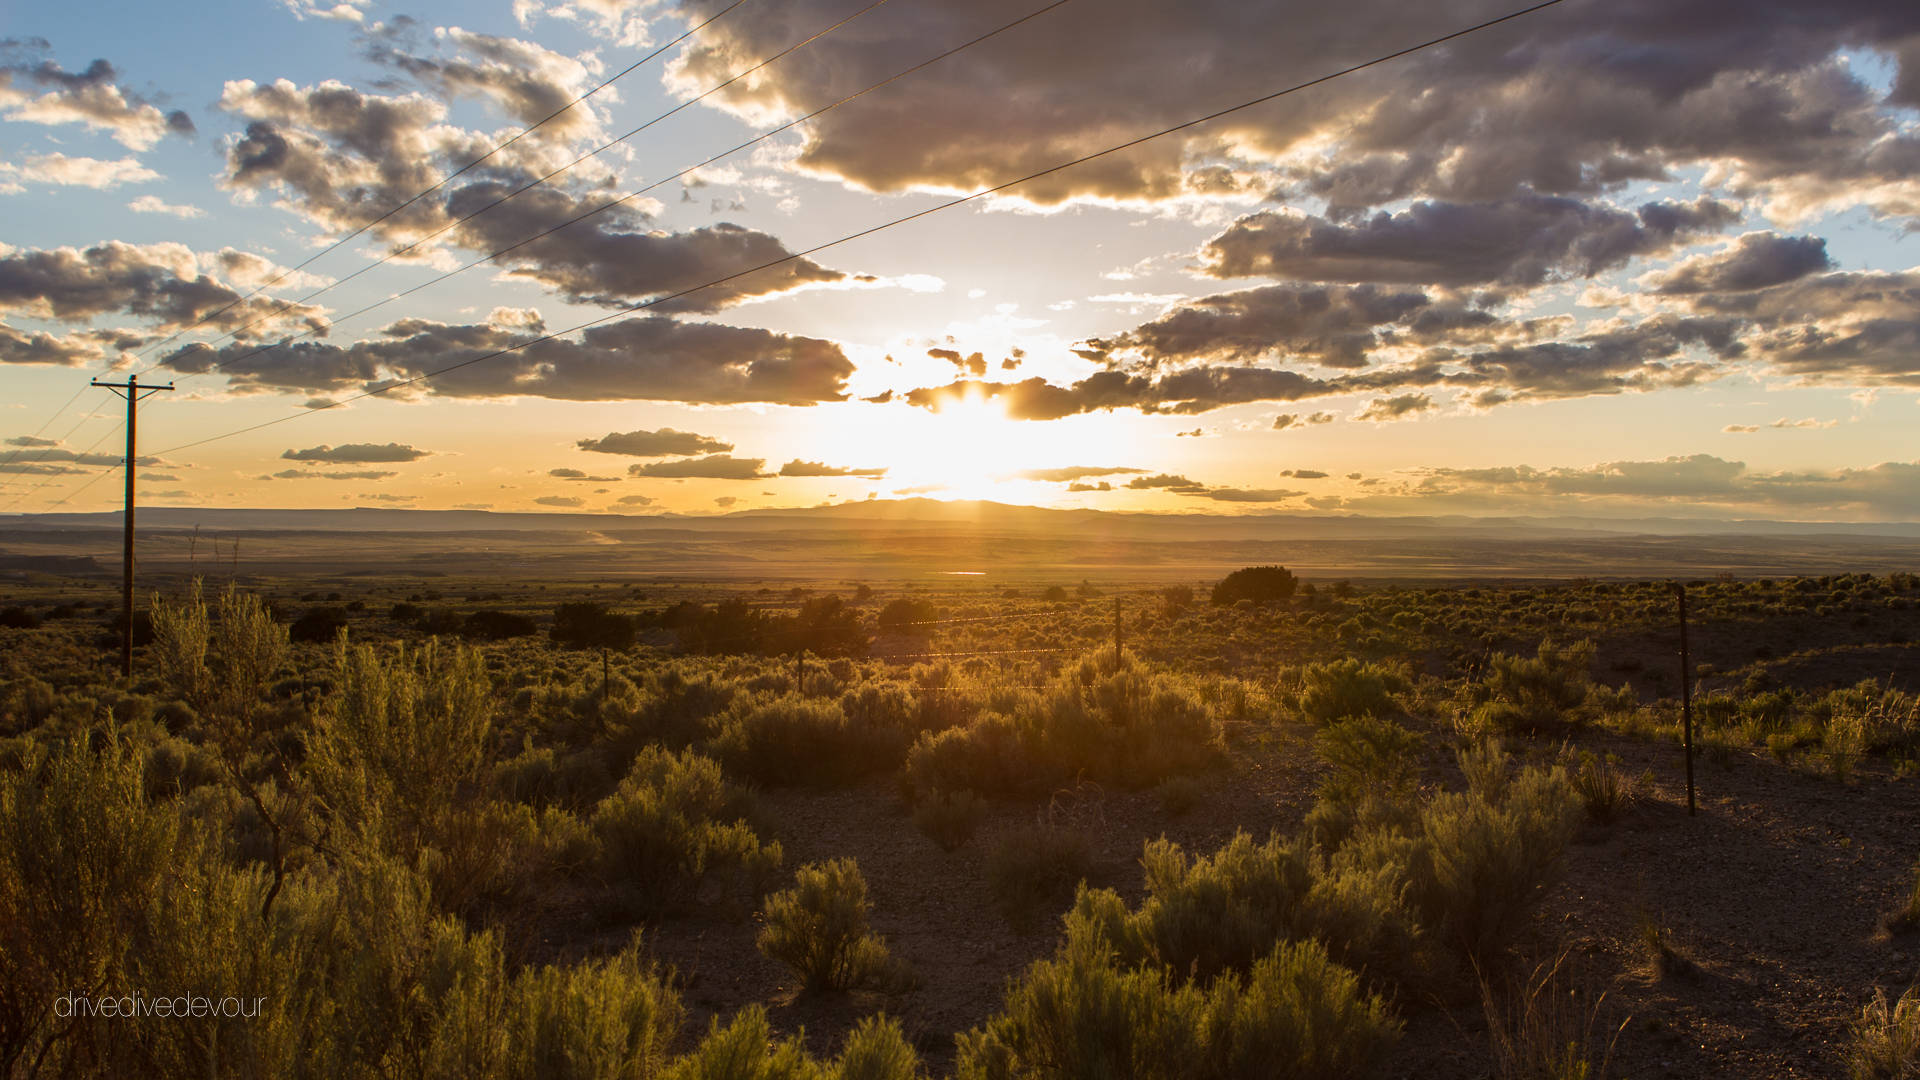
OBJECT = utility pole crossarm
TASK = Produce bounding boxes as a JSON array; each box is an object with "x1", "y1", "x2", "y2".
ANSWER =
[{"x1": 91, "y1": 375, "x2": 174, "y2": 679}]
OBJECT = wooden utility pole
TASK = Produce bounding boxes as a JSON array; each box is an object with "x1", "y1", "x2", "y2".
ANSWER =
[
  {"x1": 92, "y1": 375, "x2": 173, "y2": 679},
  {"x1": 1671, "y1": 581, "x2": 1696, "y2": 816}
]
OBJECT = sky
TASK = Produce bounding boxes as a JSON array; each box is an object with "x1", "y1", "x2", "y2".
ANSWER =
[{"x1": 0, "y1": 0, "x2": 1917, "y2": 521}]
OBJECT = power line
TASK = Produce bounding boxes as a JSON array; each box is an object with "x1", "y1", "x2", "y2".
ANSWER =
[
  {"x1": 146, "y1": 0, "x2": 1569, "y2": 467},
  {"x1": 129, "y1": 0, "x2": 1074, "y2": 407},
  {"x1": 1, "y1": 1, "x2": 752, "y2": 481},
  {"x1": 126, "y1": 0, "x2": 898, "y2": 382}
]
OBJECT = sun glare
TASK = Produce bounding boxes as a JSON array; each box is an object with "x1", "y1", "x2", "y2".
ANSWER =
[{"x1": 822, "y1": 390, "x2": 1110, "y2": 503}]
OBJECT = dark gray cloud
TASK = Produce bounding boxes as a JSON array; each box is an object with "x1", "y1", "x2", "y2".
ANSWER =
[
  {"x1": 363, "y1": 24, "x2": 603, "y2": 140},
  {"x1": 281, "y1": 442, "x2": 430, "y2": 463},
  {"x1": 0, "y1": 48, "x2": 193, "y2": 148},
  {"x1": 1203, "y1": 196, "x2": 1736, "y2": 288},
  {"x1": 778, "y1": 459, "x2": 887, "y2": 478},
  {"x1": 666, "y1": 0, "x2": 1920, "y2": 220},
  {"x1": 0, "y1": 243, "x2": 327, "y2": 339},
  {"x1": 535, "y1": 494, "x2": 584, "y2": 508},
  {"x1": 162, "y1": 315, "x2": 855, "y2": 404},
  {"x1": 1192, "y1": 487, "x2": 1306, "y2": 503},
  {"x1": 0, "y1": 320, "x2": 142, "y2": 366},
  {"x1": 1080, "y1": 283, "x2": 1497, "y2": 370},
  {"x1": 218, "y1": 77, "x2": 844, "y2": 312},
  {"x1": 1652, "y1": 233, "x2": 1833, "y2": 293},
  {"x1": 547, "y1": 467, "x2": 619, "y2": 481},
  {"x1": 576, "y1": 427, "x2": 734, "y2": 457},
  {"x1": 627, "y1": 454, "x2": 768, "y2": 480}
]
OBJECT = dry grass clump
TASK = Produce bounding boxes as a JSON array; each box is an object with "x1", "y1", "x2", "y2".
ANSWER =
[{"x1": 1847, "y1": 987, "x2": 1920, "y2": 1080}]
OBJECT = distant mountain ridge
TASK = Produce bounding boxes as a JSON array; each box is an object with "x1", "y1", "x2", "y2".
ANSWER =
[{"x1": 7, "y1": 499, "x2": 1920, "y2": 539}]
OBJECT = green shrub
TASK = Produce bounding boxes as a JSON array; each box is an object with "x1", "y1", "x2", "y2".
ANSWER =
[
  {"x1": 592, "y1": 746, "x2": 781, "y2": 915},
  {"x1": 711, "y1": 693, "x2": 904, "y2": 787},
  {"x1": 957, "y1": 930, "x2": 1396, "y2": 1080},
  {"x1": 1411, "y1": 759, "x2": 1580, "y2": 963},
  {"x1": 1295, "y1": 660, "x2": 1407, "y2": 723},
  {"x1": 1316, "y1": 716, "x2": 1423, "y2": 806},
  {"x1": 667, "y1": 1006, "x2": 923, "y2": 1080},
  {"x1": 757, "y1": 858, "x2": 897, "y2": 993},
  {"x1": 1474, "y1": 641, "x2": 1596, "y2": 733},
  {"x1": 912, "y1": 789, "x2": 985, "y2": 850},
  {"x1": 988, "y1": 823, "x2": 1093, "y2": 928},
  {"x1": 1561, "y1": 747, "x2": 1630, "y2": 823}
]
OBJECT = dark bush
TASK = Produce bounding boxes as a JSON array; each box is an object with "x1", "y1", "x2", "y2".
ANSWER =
[
  {"x1": 461, "y1": 610, "x2": 538, "y2": 640},
  {"x1": 551, "y1": 602, "x2": 636, "y2": 651},
  {"x1": 289, "y1": 606, "x2": 350, "y2": 644},
  {"x1": 1211, "y1": 565, "x2": 1298, "y2": 606},
  {"x1": 876, "y1": 598, "x2": 938, "y2": 633}
]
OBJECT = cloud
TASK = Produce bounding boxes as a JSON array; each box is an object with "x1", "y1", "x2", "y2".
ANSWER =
[
  {"x1": 1125, "y1": 473, "x2": 1206, "y2": 493},
  {"x1": 0, "y1": 320, "x2": 142, "y2": 367},
  {"x1": 929, "y1": 347, "x2": 988, "y2": 376},
  {"x1": 0, "y1": 153, "x2": 159, "y2": 189},
  {"x1": 534, "y1": 494, "x2": 584, "y2": 508},
  {"x1": 576, "y1": 427, "x2": 734, "y2": 457},
  {"x1": 1652, "y1": 233, "x2": 1834, "y2": 294},
  {"x1": 1282, "y1": 469, "x2": 1328, "y2": 479},
  {"x1": 616, "y1": 493, "x2": 655, "y2": 506},
  {"x1": 363, "y1": 23, "x2": 607, "y2": 141},
  {"x1": 1191, "y1": 487, "x2": 1306, "y2": 502},
  {"x1": 778, "y1": 459, "x2": 887, "y2": 478},
  {"x1": 1272, "y1": 411, "x2": 1334, "y2": 430},
  {"x1": 0, "y1": 51, "x2": 193, "y2": 149},
  {"x1": 713, "y1": 496, "x2": 738, "y2": 508},
  {"x1": 281, "y1": 442, "x2": 430, "y2": 463},
  {"x1": 1067, "y1": 481, "x2": 1112, "y2": 492},
  {"x1": 548, "y1": 467, "x2": 619, "y2": 481},
  {"x1": 164, "y1": 315, "x2": 855, "y2": 404},
  {"x1": 217, "y1": 76, "x2": 845, "y2": 312},
  {"x1": 5, "y1": 436, "x2": 59, "y2": 447},
  {"x1": 627, "y1": 454, "x2": 768, "y2": 480},
  {"x1": 1201, "y1": 196, "x2": 1736, "y2": 288},
  {"x1": 128, "y1": 194, "x2": 204, "y2": 218},
  {"x1": 0, "y1": 242, "x2": 326, "y2": 340},
  {"x1": 907, "y1": 367, "x2": 1336, "y2": 420},
  {"x1": 1352, "y1": 393, "x2": 1435, "y2": 422},
  {"x1": 268, "y1": 468, "x2": 397, "y2": 480},
  {"x1": 666, "y1": 0, "x2": 1920, "y2": 223},
  {"x1": 1387, "y1": 454, "x2": 1920, "y2": 517},
  {"x1": 1080, "y1": 282, "x2": 1497, "y2": 370},
  {"x1": 1013, "y1": 465, "x2": 1149, "y2": 482}
]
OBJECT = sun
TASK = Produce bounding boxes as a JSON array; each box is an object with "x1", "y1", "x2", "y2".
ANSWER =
[{"x1": 819, "y1": 388, "x2": 1118, "y2": 502}]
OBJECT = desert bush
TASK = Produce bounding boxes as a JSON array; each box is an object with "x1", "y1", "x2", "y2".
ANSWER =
[
  {"x1": 1411, "y1": 757, "x2": 1581, "y2": 964},
  {"x1": 1472, "y1": 640, "x2": 1596, "y2": 733},
  {"x1": 667, "y1": 1006, "x2": 922, "y2": 1080},
  {"x1": 1295, "y1": 660, "x2": 1407, "y2": 723},
  {"x1": 711, "y1": 693, "x2": 904, "y2": 787},
  {"x1": 956, "y1": 930, "x2": 1396, "y2": 1080},
  {"x1": 1561, "y1": 747, "x2": 1630, "y2": 823},
  {"x1": 1211, "y1": 565, "x2": 1298, "y2": 606},
  {"x1": 592, "y1": 746, "x2": 781, "y2": 915},
  {"x1": 757, "y1": 858, "x2": 896, "y2": 993},
  {"x1": 912, "y1": 789, "x2": 985, "y2": 850},
  {"x1": 551, "y1": 601, "x2": 638, "y2": 652},
  {"x1": 1316, "y1": 716, "x2": 1423, "y2": 806},
  {"x1": 1848, "y1": 987, "x2": 1920, "y2": 1080},
  {"x1": 462, "y1": 610, "x2": 539, "y2": 640},
  {"x1": 987, "y1": 823, "x2": 1093, "y2": 927}
]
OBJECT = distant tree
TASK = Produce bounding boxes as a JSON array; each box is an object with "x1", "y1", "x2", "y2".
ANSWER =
[
  {"x1": 1160, "y1": 585, "x2": 1194, "y2": 613},
  {"x1": 552, "y1": 601, "x2": 637, "y2": 697},
  {"x1": 550, "y1": 602, "x2": 637, "y2": 652},
  {"x1": 1041, "y1": 585, "x2": 1069, "y2": 602},
  {"x1": 876, "y1": 598, "x2": 938, "y2": 634},
  {"x1": 1075, "y1": 579, "x2": 1099, "y2": 599},
  {"x1": 776, "y1": 595, "x2": 868, "y2": 657},
  {"x1": 289, "y1": 606, "x2": 350, "y2": 644},
  {"x1": 1210, "y1": 566, "x2": 1298, "y2": 607},
  {"x1": 0, "y1": 606, "x2": 39, "y2": 629},
  {"x1": 853, "y1": 583, "x2": 874, "y2": 602}
]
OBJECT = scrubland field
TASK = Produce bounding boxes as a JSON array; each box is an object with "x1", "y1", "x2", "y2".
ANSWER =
[{"x1": 3, "y1": 564, "x2": 1919, "y2": 1078}]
